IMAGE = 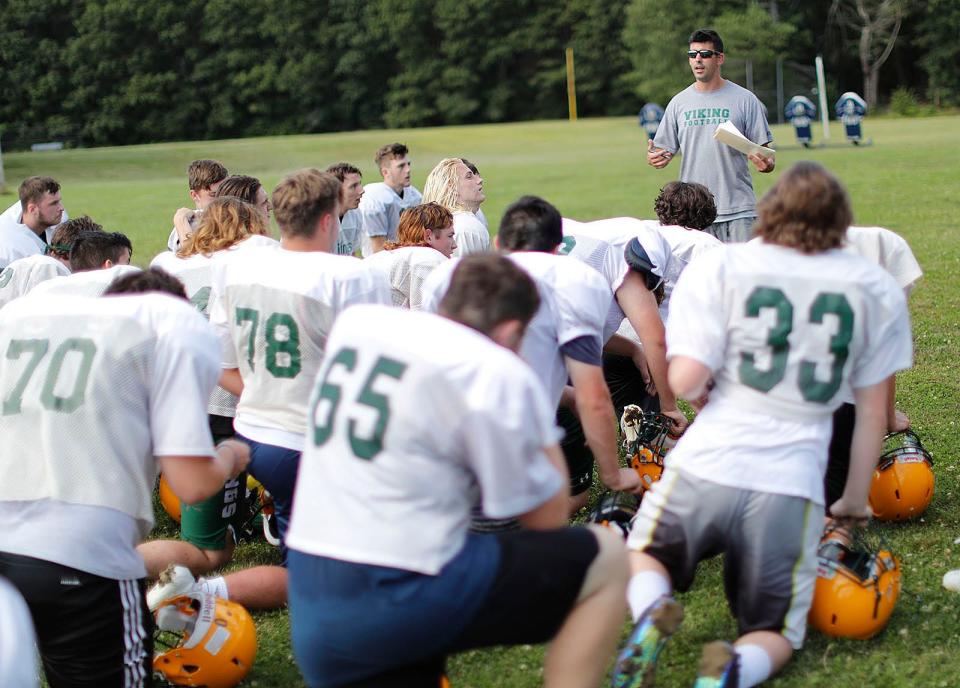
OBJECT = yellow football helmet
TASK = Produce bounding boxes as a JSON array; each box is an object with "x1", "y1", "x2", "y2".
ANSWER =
[
  {"x1": 868, "y1": 429, "x2": 934, "y2": 521},
  {"x1": 154, "y1": 592, "x2": 257, "y2": 688},
  {"x1": 621, "y1": 407, "x2": 673, "y2": 495},
  {"x1": 158, "y1": 474, "x2": 181, "y2": 524},
  {"x1": 808, "y1": 526, "x2": 900, "y2": 640}
]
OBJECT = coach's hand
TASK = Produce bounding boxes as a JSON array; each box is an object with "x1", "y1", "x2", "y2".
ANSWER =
[
  {"x1": 647, "y1": 139, "x2": 673, "y2": 169},
  {"x1": 749, "y1": 152, "x2": 775, "y2": 173},
  {"x1": 661, "y1": 408, "x2": 688, "y2": 436}
]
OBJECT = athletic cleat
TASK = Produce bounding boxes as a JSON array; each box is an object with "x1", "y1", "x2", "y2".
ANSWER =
[
  {"x1": 612, "y1": 596, "x2": 684, "y2": 688},
  {"x1": 147, "y1": 564, "x2": 198, "y2": 611},
  {"x1": 692, "y1": 641, "x2": 738, "y2": 687}
]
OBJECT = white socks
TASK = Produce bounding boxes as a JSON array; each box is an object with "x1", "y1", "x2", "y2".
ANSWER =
[
  {"x1": 734, "y1": 644, "x2": 772, "y2": 688},
  {"x1": 199, "y1": 575, "x2": 229, "y2": 600},
  {"x1": 627, "y1": 570, "x2": 672, "y2": 622}
]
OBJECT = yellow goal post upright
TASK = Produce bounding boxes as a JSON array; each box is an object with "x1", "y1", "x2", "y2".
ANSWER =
[{"x1": 566, "y1": 47, "x2": 578, "y2": 122}]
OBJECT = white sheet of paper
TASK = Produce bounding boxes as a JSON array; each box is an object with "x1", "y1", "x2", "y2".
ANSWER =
[{"x1": 713, "y1": 120, "x2": 775, "y2": 158}]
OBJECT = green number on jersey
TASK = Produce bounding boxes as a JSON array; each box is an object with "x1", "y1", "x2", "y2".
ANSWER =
[
  {"x1": 235, "y1": 307, "x2": 303, "y2": 378},
  {"x1": 264, "y1": 312, "x2": 301, "y2": 378},
  {"x1": 559, "y1": 236, "x2": 577, "y2": 256},
  {"x1": 739, "y1": 288, "x2": 854, "y2": 403},
  {"x1": 311, "y1": 347, "x2": 408, "y2": 460},
  {"x1": 739, "y1": 287, "x2": 793, "y2": 392},
  {"x1": 799, "y1": 293, "x2": 854, "y2": 402},
  {"x1": 2, "y1": 337, "x2": 96, "y2": 414},
  {"x1": 190, "y1": 286, "x2": 212, "y2": 314},
  {"x1": 311, "y1": 348, "x2": 357, "y2": 447},
  {"x1": 0, "y1": 268, "x2": 13, "y2": 288}
]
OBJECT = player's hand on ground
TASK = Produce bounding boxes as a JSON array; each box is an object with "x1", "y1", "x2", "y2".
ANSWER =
[
  {"x1": 748, "y1": 152, "x2": 775, "y2": 173},
  {"x1": 828, "y1": 497, "x2": 871, "y2": 527},
  {"x1": 661, "y1": 408, "x2": 688, "y2": 436},
  {"x1": 647, "y1": 139, "x2": 673, "y2": 169},
  {"x1": 888, "y1": 408, "x2": 910, "y2": 432}
]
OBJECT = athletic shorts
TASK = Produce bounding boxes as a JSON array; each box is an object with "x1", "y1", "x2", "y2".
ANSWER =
[
  {"x1": 289, "y1": 527, "x2": 599, "y2": 687},
  {"x1": 627, "y1": 469, "x2": 822, "y2": 649},
  {"x1": 558, "y1": 354, "x2": 660, "y2": 496},
  {"x1": 0, "y1": 552, "x2": 152, "y2": 688},
  {"x1": 179, "y1": 415, "x2": 248, "y2": 551},
  {"x1": 239, "y1": 433, "x2": 301, "y2": 564},
  {"x1": 824, "y1": 402, "x2": 856, "y2": 508},
  {"x1": 705, "y1": 216, "x2": 756, "y2": 244}
]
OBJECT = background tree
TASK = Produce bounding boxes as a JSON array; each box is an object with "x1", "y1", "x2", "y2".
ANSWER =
[{"x1": 828, "y1": 0, "x2": 903, "y2": 108}]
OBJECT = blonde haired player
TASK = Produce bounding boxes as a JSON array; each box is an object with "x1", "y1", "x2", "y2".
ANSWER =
[
  {"x1": 615, "y1": 162, "x2": 912, "y2": 688},
  {"x1": 422, "y1": 157, "x2": 490, "y2": 257}
]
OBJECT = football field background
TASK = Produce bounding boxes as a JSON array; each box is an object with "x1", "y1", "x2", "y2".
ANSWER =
[{"x1": 3, "y1": 115, "x2": 959, "y2": 687}]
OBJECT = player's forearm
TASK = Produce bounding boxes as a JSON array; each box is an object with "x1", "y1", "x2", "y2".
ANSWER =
[
  {"x1": 843, "y1": 384, "x2": 889, "y2": 508},
  {"x1": 643, "y1": 338, "x2": 677, "y2": 410},
  {"x1": 668, "y1": 356, "x2": 712, "y2": 401},
  {"x1": 159, "y1": 440, "x2": 248, "y2": 505},
  {"x1": 577, "y1": 389, "x2": 622, "y2": 487},
  {"x1": 219, "y1": 368, "x2": 243, "y2": 396}
]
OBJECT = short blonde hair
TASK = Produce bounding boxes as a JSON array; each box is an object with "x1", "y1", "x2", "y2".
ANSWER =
[
  {"x1": 422, "y1": 158, "x2": 470, "y2": 213},
  {"x1": 271, "y1": 169, "x2": 340, "y2": 238},
  {"x1": 179, "y1": 197, "x2": 268, "y2": 258},
  {"x1": 385, "y1": 203, "x2": 454, "y2": 250},
  {"x1": 754, "y1": 162, "x2": 851, "y2": 254}
]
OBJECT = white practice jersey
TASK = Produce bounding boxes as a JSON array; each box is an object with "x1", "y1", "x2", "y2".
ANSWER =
[
  {"x1": 656, "y1": 224, "x2": 723, "y2": 321},
  {"x1": 358, "y1": 182, "x2": 403, "y2": 257},
  {"x1": 150, "y1": 235, "x2": 278, "y2": 416},
  {"x1": 666, "y1": 241, "x2": 912, "y2": 502},
  {"x1": 452, "y1": 211, "x2": 491, "y2": 257},
  {"x1": 335, "y1": 209, "x2": 363, "y2": 256},
  {"x1": 399, "y1": 184, "x2": 423, "y2": 209},
  {"x1": 286, "y1": 305, "x2": 564, "y2": 574},
  {"x1": 561, "y1": 217, "x2": 674, "y2": 342},
  {"x1": 0, "y1": 293, "x2": 219, "y2": 576},
  {"x1": 363, "y1": 245, "x2": 448, "y2": 310},
  {"x1": 0, "y1": 254, "x2": 70, "y2": 309},
  {"x1": 843, "y1": 226, "x2": 922, "y2": 293},
  {"x1": 209, "y1": 246, "x2": 391, "y2": 450},
  {"x1": 419, "y1": 253, "x2": 611, "y2": 406},
  {"x1": 29, "y1": 264, "x2": 141, "y2": 298},
  {"x1": 0, "y1": 201, "x2": 65, "y2": 270}
]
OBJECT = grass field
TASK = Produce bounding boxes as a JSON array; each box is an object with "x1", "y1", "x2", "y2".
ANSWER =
[{"x1": 5, "y1": 115, "x2": 960, "y2": 687}]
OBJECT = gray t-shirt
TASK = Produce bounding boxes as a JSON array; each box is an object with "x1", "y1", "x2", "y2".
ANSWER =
[{"x1": 655, "y1": 80, "x2": 772, "y2": 221}]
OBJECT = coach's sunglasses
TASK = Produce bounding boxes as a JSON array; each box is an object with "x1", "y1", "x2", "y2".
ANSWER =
[{"x1": 687, "y1": 49, "x2": 720, "y2": 59}]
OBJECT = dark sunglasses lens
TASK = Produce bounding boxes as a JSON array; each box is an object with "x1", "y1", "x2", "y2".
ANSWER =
[{"x1": 688, "y1": 50, "x2": 714, "y2": 58}]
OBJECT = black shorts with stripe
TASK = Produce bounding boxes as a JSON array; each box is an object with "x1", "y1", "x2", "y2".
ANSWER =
[{"x1": 0, "y1": 552, "x2": 153, "y2": 688}]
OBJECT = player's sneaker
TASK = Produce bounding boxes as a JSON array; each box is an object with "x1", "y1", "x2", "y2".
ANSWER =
[
  {"x1": 612, "y1": 596, "x2": 684, "y2": 688},
  {"x1": 692, "y1": 641, "x2": 739, "y2": 687},
  {"x1": 146, "y1": 564, "x2": 199, "y2": 611}
]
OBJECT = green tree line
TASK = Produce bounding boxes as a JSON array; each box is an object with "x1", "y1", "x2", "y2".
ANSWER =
[{"x1": 0, "y1": 0, "x2": 954, "y2": 148}]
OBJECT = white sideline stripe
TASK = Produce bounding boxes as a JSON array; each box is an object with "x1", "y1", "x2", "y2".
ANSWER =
[{"x1": 120, "y1": 579, "x2": 148, "y2": 687}]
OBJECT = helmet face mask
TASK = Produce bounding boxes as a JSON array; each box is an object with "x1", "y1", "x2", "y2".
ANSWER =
[
  {"x1": 153, "y1": 592, "x2": 257, "y2": 688},
  {"x1": 869, "y1": 429, "x2": 935, "y2": 521},
  {"x1": 588, "y1": 490, "x2": 639, "y2": 538},
  {"x1": 809, "y1": 527, "x2": 901, "y2": 640},
  {"x1": 621, "y1": 409, "x2": 674, "y2": 496}
]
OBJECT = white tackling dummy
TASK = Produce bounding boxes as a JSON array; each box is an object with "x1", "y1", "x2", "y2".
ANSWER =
[
  {"x1": 208, "y1": 245, "x2": 391, "y2": 451},
  {"x1": 286, "y1": 305, "x2": 563, "y2": 574},
  {"x1": 363, "y1": 245, "x2": 448, "y2": 310},
  {"x1": 0, "y1": 254, "x2": 70, "y2": 309}
]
